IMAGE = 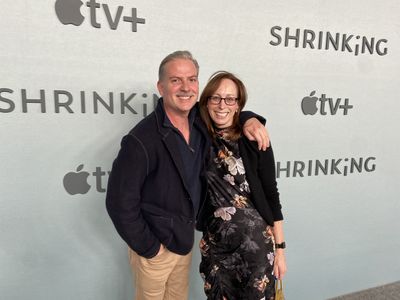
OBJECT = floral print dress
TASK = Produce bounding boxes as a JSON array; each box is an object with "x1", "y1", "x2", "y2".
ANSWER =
[{"x1": 199, "y1": 134, "x2": 276, "y2": 300}]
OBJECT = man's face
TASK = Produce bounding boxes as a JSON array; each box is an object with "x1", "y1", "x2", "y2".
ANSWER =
[{"x1": 157, "y1": 58, "x2": 199, "y2": 117}]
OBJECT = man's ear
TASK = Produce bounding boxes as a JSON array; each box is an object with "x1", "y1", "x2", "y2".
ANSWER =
[{"x1": 157, "y1": 81, "x2": 164, "y2": 96}]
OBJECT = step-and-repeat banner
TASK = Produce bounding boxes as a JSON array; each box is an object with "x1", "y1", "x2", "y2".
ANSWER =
[{"x1": 1, "y1": 1, "x2": 399, "y2": 299}]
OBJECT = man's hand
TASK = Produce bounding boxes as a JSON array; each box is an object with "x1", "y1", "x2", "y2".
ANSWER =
[
  {"x1": 243, "y1": 117, "x2": 270, "y2": 150},
  {"x1": 155, "y1": 244, "x2": 166, "y2": 257}
]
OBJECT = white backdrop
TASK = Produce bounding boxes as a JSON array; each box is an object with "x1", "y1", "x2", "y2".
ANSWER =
[{"x1": 1, "y1": 1, "x2": 399, "y2": 299}]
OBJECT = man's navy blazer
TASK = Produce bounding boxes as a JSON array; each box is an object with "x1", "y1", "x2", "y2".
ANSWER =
[{"x1": 106, "y1": 99, "x2": 210, "y2": 258}]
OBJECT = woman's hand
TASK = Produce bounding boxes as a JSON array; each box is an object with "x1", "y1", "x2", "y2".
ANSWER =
[{"x1": 273, "y1": 249, "x2": 287, "y2": 280}]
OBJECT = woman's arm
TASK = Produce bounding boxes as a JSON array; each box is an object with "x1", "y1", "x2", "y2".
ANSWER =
[
  {"x1": 256, "y1": 144, "x2": 287, "y2": 279},
  {"x1": 272, "y1": 220, "x2": 287, "y2": 280}
]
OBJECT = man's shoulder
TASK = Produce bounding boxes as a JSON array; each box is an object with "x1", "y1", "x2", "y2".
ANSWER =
[
  {"x1": 118, "y1": 113, "x2": 160, "y2": 151},
  {"x1": 128, "y1": 111, "x2": 158, "y2": 137}
]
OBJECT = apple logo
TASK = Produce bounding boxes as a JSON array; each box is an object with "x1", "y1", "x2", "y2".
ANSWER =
[
  {"x1": 301, "y1": 91, "x2": 319, "y2": 115},
  {"x1": 63, "y1": 164, "x2": 91, "y2": 195},
  {"x1": 55, "y1": 0, "x2": 85, "y2": 26}
]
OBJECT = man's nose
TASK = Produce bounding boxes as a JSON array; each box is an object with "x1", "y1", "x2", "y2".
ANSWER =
[{"x1": 181, "y1": 80, "x2": 189, "y2": 91}]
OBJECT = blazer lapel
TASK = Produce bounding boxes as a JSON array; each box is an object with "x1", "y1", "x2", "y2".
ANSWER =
[
  {"x1": 162, "y1": 131, "x2": 191, "y2": 193},
  {"x1": 154, "y1": 97, "x2": 198, "y2": 195}
]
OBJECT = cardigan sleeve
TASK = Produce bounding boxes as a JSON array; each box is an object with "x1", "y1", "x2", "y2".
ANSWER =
[{"x1": 257, "y1": 145, "x2": 283, "y2": 221}]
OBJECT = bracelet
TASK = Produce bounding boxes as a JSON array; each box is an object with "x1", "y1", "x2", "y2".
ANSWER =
[{"x1": 275, "y1": 242, "x2": 286, "y2": 249}]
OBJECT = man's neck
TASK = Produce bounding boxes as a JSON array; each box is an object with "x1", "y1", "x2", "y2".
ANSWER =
[
  {"x1": 165, "y1": 109, "x2": 190, "y2": 143},
  {"x1": 166, "y1": 111, "x2": 188, "y2": 128}
]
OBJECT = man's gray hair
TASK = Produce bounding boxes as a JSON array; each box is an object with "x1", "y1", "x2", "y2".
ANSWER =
[{"x1": 158, "y1": 50, "x2": 200, "y2": 80}]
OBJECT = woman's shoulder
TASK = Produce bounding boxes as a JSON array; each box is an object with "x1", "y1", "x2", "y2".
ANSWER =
[
  {"x1": 239, "y1": 136, "x2": 273, "y2": 159},
  {"x1": 239, "y1": 135, "x2": 260, "y2": 150},
  {"x1": 238, "y1": 136, "x2": 261, "y2": 162}
]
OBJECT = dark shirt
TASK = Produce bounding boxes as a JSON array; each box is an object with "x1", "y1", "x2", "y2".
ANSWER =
[{"x1": 163, "y1": 107, "x2": 204, "y2": 214}]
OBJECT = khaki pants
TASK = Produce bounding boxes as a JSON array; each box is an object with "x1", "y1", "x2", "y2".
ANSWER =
[{"x1": 128, "y1": 247, "x2": 192, "y2": 300}]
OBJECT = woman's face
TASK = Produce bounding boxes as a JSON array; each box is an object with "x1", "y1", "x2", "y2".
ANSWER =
[{"x1": 207, "y1": 78, "x2": 239, "y2": 129}]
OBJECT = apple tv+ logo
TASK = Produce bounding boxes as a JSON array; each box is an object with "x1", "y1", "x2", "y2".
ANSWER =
[
  {"x1": 63, "y1": 164, "x2": 110, "y2": 195},
  {"x1": 55, "y1": 0, "x2": 145, "y2": 32},
  {"x1": 301, "y1": 91, "x2": 353, "y2": 115}
]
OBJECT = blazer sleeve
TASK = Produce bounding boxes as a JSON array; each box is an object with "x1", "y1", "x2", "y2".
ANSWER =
[
  {"x1": 258, "y1": 145, "x2": 283, "y2": 221},
  {"x1": 239, "y1": 111, "x2": 266, "y2": 126},
  {"x1": 105, "y1": 134, "x2": 160, "y2": 258}
]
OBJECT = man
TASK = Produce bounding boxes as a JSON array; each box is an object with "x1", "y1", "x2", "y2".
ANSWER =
[{"x1": 106, "y1": 50, "x2": 269, "y2": 300}]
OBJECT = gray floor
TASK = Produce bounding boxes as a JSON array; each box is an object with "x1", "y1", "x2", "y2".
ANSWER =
[{"x1": 328, "y1": 281, "x2": 400, "y2": 300}]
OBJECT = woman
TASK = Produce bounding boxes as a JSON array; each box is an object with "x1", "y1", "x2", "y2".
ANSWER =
[{"x1": 197, "y1": 71, "x2": 287, "y2": 300}]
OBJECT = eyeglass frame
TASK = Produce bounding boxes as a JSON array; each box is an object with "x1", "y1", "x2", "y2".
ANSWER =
[{"x1": 207, "y1": 95, "x2": 238, "y2": 106}]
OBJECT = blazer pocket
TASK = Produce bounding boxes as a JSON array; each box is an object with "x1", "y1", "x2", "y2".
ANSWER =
[{"x1": 143, "y1": 213, "x2": 174, "y2": 247}]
